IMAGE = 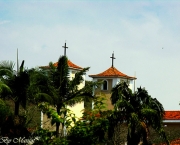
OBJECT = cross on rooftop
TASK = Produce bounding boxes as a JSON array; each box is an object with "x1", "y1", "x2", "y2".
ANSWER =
[
  {"x1": 110, "y1": 52, "x2": 116, "y2": 67},
  {"x1": 62, "y1": 42, "x2": 68, "y2": 56}
]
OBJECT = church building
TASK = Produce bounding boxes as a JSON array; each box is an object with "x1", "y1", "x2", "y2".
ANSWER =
[
  {"x1": 38, "y1": 44, "x2": 180, "y2": 141},
  {"x1": 40, "y1": 43, "x2": 86, "y2": 130},
  {"x1": 40, "y1": 44, "x2": 136, "y2": 129},
  {"x1": 89, "y1": 52, "x2": 136, "y2": 110}
]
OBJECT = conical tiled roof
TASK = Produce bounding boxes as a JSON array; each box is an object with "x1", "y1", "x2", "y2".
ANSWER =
[
  {"x1": 40, "y1": 60, "x2": 82, "y2": 70},
  {"x1": 89, "y1": 66, "x2": 136, "y2": 79}
]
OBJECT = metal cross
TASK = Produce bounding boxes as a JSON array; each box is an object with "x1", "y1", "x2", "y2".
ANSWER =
[
  {"x1": 62, "y1": 42, "x2": 68, "y2": 56},
  {"x1": 110, "y1": 52, "x2": 116, "y2": 67}
]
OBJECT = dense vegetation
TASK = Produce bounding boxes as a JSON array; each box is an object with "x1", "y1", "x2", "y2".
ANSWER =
[{"x1": 0, "y1": 55, "x2": 177, "y2": 145}]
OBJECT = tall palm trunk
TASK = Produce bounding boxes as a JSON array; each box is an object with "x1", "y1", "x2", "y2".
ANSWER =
[
  {"x1": 56, "y1": 105, "x2": 60, "y2": 137},
  {"x1": 127, "y1": 125, "x2": 140, "y2": 145},
  {"x1": 56, "y1": 122, "x2": 60, "y2": 137},
  {"x1": 56, "y1": 56, "x2": 69, "y2": 137}
]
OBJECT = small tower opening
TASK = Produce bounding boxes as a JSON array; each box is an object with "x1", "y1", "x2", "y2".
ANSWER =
[{"x1": 102, "y1": 80, "x2": 108, "y2": 90}]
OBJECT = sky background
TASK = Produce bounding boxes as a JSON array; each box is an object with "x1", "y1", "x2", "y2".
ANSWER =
[{"x1": 0, "y1": 0, "x2": 180, "y2": 110}]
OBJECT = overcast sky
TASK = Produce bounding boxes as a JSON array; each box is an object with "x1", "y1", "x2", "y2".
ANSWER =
[{"x1": 1, "y1": 0, "x2": 180, "y2": 110}]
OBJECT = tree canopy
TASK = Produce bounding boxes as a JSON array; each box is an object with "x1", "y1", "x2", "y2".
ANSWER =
[{"x1": 110, "y1": 81, "x2": 169, "y2": 145}]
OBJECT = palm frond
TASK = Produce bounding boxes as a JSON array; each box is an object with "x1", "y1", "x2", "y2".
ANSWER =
[
  {"x1": 140, "y1": 108, "x2": 157, "y2": 117},
  {"x1": 0, "y1": 81, "x2": 12, "y2": 97},
  {"x1": 111, "y1": 81, "x2": 132, "y2": 105},
  {"x1": 57, "y1": 56, "x2": 69, "y2": 97},
  {"x1": 0, "y1": 60, "x2": 15, "y2": 70},
  {"x1": 69, "y1": 67, "x2": 90, "y2": 88},
  {"x1": 110, "y1": 80, "x2": 168, "y2": 144},
  {"x1": 114, "y1": 99, "x2": 134, "y2": 112},
  {"x1": 150, "y1": 98, "x2": 165, "y2": 117},
  {"x1": 35, "y1": 93, "x2": 53, "y2": 104},
  {"x1": 0, "y1": 61, "x2": 15, "y2": 79}
]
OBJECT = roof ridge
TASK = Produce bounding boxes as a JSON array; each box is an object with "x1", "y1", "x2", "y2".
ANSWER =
[
  {"x1": 39, "y1": 59, "x2": 82, "y2": 69},
  {"x1": 89, "y1": 66, "x2": 136, "y2": 79},
  {"x1": 67, "y1": 59, "x2": 82, "y2": 69},
  {"x1": 165, "y1": 110, "x2": 180, "y2": 111}
]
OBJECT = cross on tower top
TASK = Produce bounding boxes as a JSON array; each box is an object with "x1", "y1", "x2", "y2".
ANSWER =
[
  {"x1": 110, "y1": 52, "x2": 116, "y2": 67},
  {"x1": 62, "y1": 42, "x2": 68, "y2": 56}
]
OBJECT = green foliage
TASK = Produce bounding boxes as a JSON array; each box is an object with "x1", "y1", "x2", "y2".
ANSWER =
[
  {"x1": 0, "y1": 57, "x2": 171, "y2": 145},
  {"x1": 33, "y1": 128, "x2": 56, "y2": 145},
  {"x1": 68, "y1": 97, "x2": 110, "y2": 145},
  {"x1": 0, "y1": 81, "x2": 12, "y2": 97},
  {"x1": 110, "y1": 81, "x2": 169, "y2": 145},
  {"x1": 0, "y1": 60, "x2": 15, "y2": 80},
  {"x1": 38, "y1": 102, "x2": 76, "y2": 129},
  {"x1": 0, "y1": 60, "x2": 30, "y2": 115},
  {"x1": 33, "y1": 128, "x2": 69, "y2": 145},
  {"x1": 84, "y1": 80, "x2": 94, "y2": 110},
  {"x1": 30, "y1": 55, "x2": 94, "y2": 137},
  {"x1": 0, "y1": 98, "x2": 12, "y2": 126}
]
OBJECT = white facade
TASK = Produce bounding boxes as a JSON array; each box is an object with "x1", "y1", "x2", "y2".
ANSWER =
[
  {"x1": 89, "y1": 66, "x2": 136, "y2": 110},
  {"x1": 95, "y1": 77, "x2": 135, "y2": 92},
  {"x1": 67, "y1": 68, "x2": 85, "y2": 120},
  {"x1": 41, "y1": 61, "x2": 86, "y2": 129}
]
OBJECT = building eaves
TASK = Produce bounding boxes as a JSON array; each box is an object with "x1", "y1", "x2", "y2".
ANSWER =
[
  {"x1": 89, "y1": 66, "x2": 136, "y2": 80},
  {"x1": 39, "y1": 60, "x2": 83, "y2": 70}
]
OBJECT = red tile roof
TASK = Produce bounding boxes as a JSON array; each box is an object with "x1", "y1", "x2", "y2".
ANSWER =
[
  {"x1": 40, "y1": 60, "x2": 82, "y2": 70},
  {"x1": 89, "y1": 66, "x2": 136, "y2": 79},
  {"x1": 158, "y1": 138, "x2": 180, "y2": 145},
  {"x1": 164, "y1": 111, "x2": 180, "y2": 120},
  {"x1": 53, "y1": 60, "x2": 82, "y2": 69},
  {"x1": 170, "y1": 138, "x2": 180, "y2": 144}
]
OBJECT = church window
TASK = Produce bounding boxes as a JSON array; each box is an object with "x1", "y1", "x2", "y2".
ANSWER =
[{"x1": 102, "y1": 80, "x2": 108, "y2": 90}]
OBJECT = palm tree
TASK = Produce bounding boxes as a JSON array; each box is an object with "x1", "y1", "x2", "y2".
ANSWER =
[
  {"x1": 110, "y1": 81, "x2": 169, "y2": 145},
  {"x1": 30, "y1": 55, "x2": 94, "y2": 137},
  {"x1": 0, "y1": 81, "x2": 12, "y2": 97},
  {"x1": 0, "y1": 60, "x2": 30, "y2": 115}
]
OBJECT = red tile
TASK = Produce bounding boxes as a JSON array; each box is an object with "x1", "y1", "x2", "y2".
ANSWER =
[
  {"x1": 164, "y1": 111, "x2": 180, "y2": 120},
  {"x1": 40, "y1": 60, "x2": 82, "y2": 69},
  {"x1": 89, "y1": 66, "x2": 136, "y2": 79}
]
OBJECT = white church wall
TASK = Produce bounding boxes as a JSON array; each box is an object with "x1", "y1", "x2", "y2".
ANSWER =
[{"x1": 67, "y1": 68, "x2": 85, "y2": 121}]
